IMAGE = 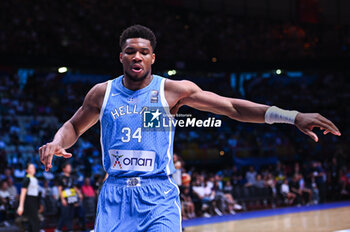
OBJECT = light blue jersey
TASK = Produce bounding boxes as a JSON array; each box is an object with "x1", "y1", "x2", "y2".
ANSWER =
[
  {"x1": 95, "y1": 75, "x2": 182, "y2": 232},
  {"x1": 99, "y1": 75, "x2": 176, "y2": 177}
]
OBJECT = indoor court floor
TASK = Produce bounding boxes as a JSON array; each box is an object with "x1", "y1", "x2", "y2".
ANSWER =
[{"x1": 183, "y1": 201, "x2": 350, "y2": 232}]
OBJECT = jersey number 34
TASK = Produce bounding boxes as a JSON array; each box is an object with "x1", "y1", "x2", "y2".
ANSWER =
[{"x1": 121, "y1": 127, "x2": 142, "y2": 143}]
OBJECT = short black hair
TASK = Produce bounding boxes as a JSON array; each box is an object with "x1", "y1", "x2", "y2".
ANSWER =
[
  {"x1": 62, "y1": 162, "x2": 71, "y2": 170},
  {"x1": 25, "y1": 163, "x2": 34, "y2": 170},
  {"x1": 119, "y1": 25, "x2": 157, "y2": 51}
]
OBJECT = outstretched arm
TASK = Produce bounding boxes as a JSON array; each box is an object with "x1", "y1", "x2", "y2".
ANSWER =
[
  {"x1": 39, "y1": 82, "x2": 107, "y2": 171},
  {"x1": 165, "y1": 80, "x2": 341, "y2": 142}
]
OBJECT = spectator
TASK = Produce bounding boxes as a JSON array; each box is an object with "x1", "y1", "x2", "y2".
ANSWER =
[
  {"x1": 265, "y1": 173, "x2": 277, "y2": 196},
  {"x1": 222, "y1": 181, "x2": 242, "y2": 214},
  {"x1": 213, "y1": 178, "x2": 227, "y2": 215},
  {"x1": 81, "y1": 177, "x2": 96, "y2": 228},
  {"x1": 340, "y1": 168, "x2": 349, "y2": 196},
  {"x1": 0, "y1": 180, "x2": 10, "y2": 226},
  {"x1": 311, "y1": 176, "x2": 320, "y2": 204},
  {"x1": 327, "y1": 157, "x2": 340, "y2": 200},
  {"x1": 1, "y1": 168, "x2": 13, "y2": 182},
  {"x1": 192, "y1": 176, "x2": 220, "y2": 217},
  {"x1": 281, "y1": 179, "x2": 296, "y2": 205},
  {"x1": 40, "y1": 180, "x2": 52, "y2": 198},
  {"x1": 56, "y1": 163, "x2": 82, "y2": 232},
  {"x1": 74, "y1": 184, "x2": 86, "y2": 231},
  {"x1": 245, "y1": 166, "x2": 257, "y2": 187},
  {"x1": 14, "y1": 164, "x2": 26, "y2": 181},
  {"x1": 51, "y1": 179, "x2": 60, "y2": 200},
  {"x1": 40, "y1": 180, "x2": 59, "y2": 221},
  {"x1": 93, "y1": 174, "x2": 104, "y2": 196},
  {"x1": 298, "y1": 174, "x2": 312, "y2": 205},
  {"x1": 172, "y1": 153, "x2": 183, "y2": 186},
  {"x1": 289, "y1": 174, "x2": 302, "y2": 205},
  {"x1": 0, "y1": 180, "x2": 10, "y2": 202},
  {"x1": 274, "y1": 162, "x2": 286, "y2": 185},
  {"x1": 6, "y1": 177, "x2": 18, "y2": 201},
  {"x1": 254, "y1": 174, "x2": 265, "y2": 188},
  {"x1": 231, "y1": 165, "x2": 243, "y2": 186},
  {"x1": 180, "y1": 185, "x2": 195, "y2": 219},
  {"x1": 81, "y1": 177, "x2": 95, "y2": 198},
  {"x1": 311, "y1": 161, "x2": 327, "y2": 203}
]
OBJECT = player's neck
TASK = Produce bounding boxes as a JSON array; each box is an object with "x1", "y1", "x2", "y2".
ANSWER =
[{"x1": 123, "y1": 74, "x2": 153, "y2": 91}]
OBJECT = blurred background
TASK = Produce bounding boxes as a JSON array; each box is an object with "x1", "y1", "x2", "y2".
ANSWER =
[{"x1": 0, "y1": 0, "x2": 349, "y2": 231}]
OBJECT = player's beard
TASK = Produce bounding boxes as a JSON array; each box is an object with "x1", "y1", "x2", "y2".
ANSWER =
[{"x1": 125, "y1": 69, "x2": 150, "y2": 82}]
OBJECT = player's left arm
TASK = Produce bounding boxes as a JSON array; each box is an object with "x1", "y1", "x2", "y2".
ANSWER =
[{"x1": 165, "y1": 80, "x2": 341, "y2": 142}]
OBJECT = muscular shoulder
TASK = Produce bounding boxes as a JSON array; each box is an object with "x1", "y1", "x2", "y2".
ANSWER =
[
  {"x1": 164, "y1": 79, "x2": 200, "y2": 95},
  {"x1": 164, "y1": 79, "x2": 201, "y2": 108},
  {"x1": 84, "y1": 81, "x2": 108, "y2": 109}
]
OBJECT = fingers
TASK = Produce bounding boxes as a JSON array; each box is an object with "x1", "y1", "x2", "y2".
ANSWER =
[
  {"x1": 316, "y1": 114, "x2": 341, "y2": 136},
  {"x1": 63, "y1": 153, "x2": 73, "y2": 158},
  {"x1": 39, "y1": 143, "x2": 72, "y2": 171},
  {"x1": 56, "y1": 148, "x2": 72, "y2": 159},
  {"x1": 45, "y1": 145, "x2": 55, "y2": 171},
  {"x1": 39, "y1": 144, "x2": 52, "y2": 171},
  {"x1": 39, "y1": 145, "x2": 46, "y2": 165},
  {"x1": 303, "y1": 128, "x2": 319, "y2": 142},
  {"x1": 46, "y1": 154, "x2": 54, "y2": 171}
]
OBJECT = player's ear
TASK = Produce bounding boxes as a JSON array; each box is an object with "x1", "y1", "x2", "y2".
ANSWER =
[
  {"x1": 151, "y1": 53, "x2": 155, "y2": 64},
  {"x1": 119, "y1": 52, "x2": 123, "y2": 63}
]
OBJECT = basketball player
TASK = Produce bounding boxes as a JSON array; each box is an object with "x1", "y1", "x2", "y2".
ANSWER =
[{"x1": 39, "y1": 25, "x2": 341, "y2": 231}]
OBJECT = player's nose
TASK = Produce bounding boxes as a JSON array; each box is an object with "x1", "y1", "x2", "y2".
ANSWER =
[{"x1": 133, "y1": 52, "x2": 142, "y2": 61}]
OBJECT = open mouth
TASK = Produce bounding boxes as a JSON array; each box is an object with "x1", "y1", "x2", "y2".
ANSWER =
[{"x1": 131, "y1": 65, "x2": 143, "y2": 73}]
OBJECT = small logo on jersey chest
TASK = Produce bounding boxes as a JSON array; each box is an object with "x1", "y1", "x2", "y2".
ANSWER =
[
  {"x1": 150, "y1": 90, "x2": 158, "y2": 103},
  {"x1": 127, "y1": 97, "x2": 137, "y2": 103}
]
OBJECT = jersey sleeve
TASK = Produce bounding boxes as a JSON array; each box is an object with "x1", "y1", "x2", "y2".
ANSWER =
[{"x1": 21, "y1": 177, "x2": 30, "y2": 188}]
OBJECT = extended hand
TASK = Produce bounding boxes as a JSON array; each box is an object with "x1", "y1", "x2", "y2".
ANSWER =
[
  {"x1": 39, "y1": 142, "x2": 72, "y2": 171},
  {"x1": 17, "y1": 206, "x2": 23, "y2": 216},
  {"x1": 294, "y1": 113, "x2": 341, "y2": 142}
]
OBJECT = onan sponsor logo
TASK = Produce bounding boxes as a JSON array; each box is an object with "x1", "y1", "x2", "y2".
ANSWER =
[{"x1": 108, "y1": 149, "x2": 155, "y2": 172}]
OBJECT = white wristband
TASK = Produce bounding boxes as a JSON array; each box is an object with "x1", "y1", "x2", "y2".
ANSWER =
[{"x1": 265, "y1": 106, "x2": 298, "y2": 125}]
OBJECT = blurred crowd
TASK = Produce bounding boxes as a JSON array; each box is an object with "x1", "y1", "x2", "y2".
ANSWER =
[
  {"x1": 0, "y1": 68, "x2": 349, "y2": 230},
  {"x1": 175, "y1": 155, "x2": 350, "y2": 219},
  {"x1": 1, "y1": 0, "x2": 350, "y2": 65}
]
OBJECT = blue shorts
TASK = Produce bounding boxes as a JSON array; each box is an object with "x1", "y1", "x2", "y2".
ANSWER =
[{"x1": 94, "y1": 175, "x2": 182, "y2": 232}]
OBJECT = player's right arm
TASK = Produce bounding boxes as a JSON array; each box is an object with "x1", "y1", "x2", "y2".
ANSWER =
[
  {"x1": 39, "y1": 82, "x2": 107, "y2": 171},
  {"x1": 165, "y1": 79, "x2": 340, "y2": 142}
]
